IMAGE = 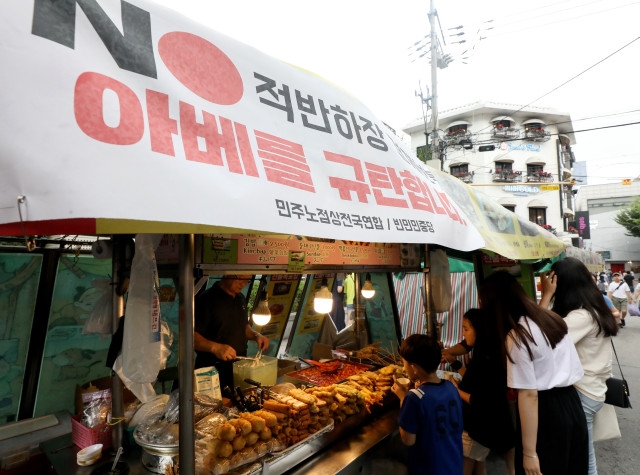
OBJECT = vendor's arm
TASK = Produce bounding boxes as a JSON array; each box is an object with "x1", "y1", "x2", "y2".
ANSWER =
[
  {"x1": 538, "y1": 271, "x2": 556, "y2": 309},
  {"x1": 441, "y1": 339, "x2": 472, "y2": 363},
  {"x1": 518, "y1": 389, "x2": 541, "y2": 474},
  {"x1": 194, "y1": 331, "x2": 237, "y2": 361},
  {"x1": 245, "y1": 324, "x2": 270, "y2": 351}
]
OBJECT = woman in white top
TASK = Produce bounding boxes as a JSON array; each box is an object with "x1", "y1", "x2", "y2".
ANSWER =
[
  {"x1": 540, "y1": 258, "x2": 619, "y2": 475},
  {"x1": 479, "y1": 271, "x2": 588, "y2": 475}
]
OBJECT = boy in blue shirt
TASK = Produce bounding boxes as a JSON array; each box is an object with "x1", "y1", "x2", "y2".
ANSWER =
[{"x1": 392, "y1": 334, "x2": 463, "y2": 475}]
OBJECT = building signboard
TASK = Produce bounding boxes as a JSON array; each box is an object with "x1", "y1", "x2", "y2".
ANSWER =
[{"x1": 575, "y1": 211, "x2": 591, "y2": 240}]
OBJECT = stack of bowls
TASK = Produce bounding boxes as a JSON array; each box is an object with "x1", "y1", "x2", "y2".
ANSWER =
[{"x1": 76, "y1": 443, "x2": 103, "y2": 466}]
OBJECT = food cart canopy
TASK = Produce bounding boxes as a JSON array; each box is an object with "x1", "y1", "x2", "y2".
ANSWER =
[
  {"x1": 0, "y1": 0, "x2": 486, "y2": 251},
  {"x1": 0, "y1": 1, "x2": 565, "y2": 259}
]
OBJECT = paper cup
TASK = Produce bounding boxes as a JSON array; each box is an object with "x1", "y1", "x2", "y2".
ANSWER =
[{"x1": 396, "y1": 377, "x2": 411, "y2": 391}]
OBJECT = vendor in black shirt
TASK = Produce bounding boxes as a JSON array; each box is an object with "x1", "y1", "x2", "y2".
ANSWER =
[{"x1": 194, "y1": 275, "x2": 270, "y2": 389}]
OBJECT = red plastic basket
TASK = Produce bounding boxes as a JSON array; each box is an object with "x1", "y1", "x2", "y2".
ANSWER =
[{"x1": 71, "y1": 414, "x2": 112, "y2": 449}]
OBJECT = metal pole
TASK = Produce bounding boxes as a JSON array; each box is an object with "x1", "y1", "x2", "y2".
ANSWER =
[
  {"x1": 424, "y1": 244, "x2": 435, "y2": 336},
  {"x1": 556, "y1": 138, "x2": 564, "y2": 224},
  {"x1": 110, "y1": 237, "x2": 125, "y2": 451},
  {"x1": 178, "y1": 234, "x2": 195, "y2": 474},
  {"x1": 353, "y1": 274, "x2": 369, "y2": 348},
  {"x1": 429, "y1": 0, "x2": 440, "y2": 169}
]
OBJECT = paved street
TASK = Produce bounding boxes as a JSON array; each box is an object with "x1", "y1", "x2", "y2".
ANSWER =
[{"x1": 486, "y1": 315, "x2": 639, "y2": 475}]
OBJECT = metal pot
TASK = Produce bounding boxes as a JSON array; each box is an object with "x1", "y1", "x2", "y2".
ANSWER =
[{"x1": 141, "y1": 448, "x2": 178, "y2": 474}]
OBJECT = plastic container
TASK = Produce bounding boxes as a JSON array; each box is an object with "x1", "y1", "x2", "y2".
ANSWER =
[
  {"x1": 233, "y1": 356, "x2": 277, "y2": 389},
  {"x1": 76, "y1": 443, "x2": 103, "y2": 466}
]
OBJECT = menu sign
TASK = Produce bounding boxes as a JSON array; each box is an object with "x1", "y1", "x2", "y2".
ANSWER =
[{"x1": 202, "y1": 235, "x2": 401, "y2": 267}]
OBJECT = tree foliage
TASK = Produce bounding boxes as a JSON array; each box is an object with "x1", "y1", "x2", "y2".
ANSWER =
[{"x1": 614, "y1": 198, "x2": 640, "y2": 238}]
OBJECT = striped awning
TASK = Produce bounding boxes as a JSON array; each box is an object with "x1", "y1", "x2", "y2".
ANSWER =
[{"x1": 393, "y1": 271, "x2": 478, "y2": 353}]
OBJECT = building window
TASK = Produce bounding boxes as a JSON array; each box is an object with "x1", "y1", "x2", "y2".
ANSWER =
[
  {"x1": 495, "y1": 161, "x2": 512, "y2": 172},
  {"x1": 503, "y1": 205, "x2": 515, "y2": 213},
  {"x1": 450, "y1": 164, "x2": 469, "y2": 175},
  {"x1": 447, "y1": 124, "x2": 468, "y2": 135},
  {"x1": 527, "y1": 164, "x2": 543, "y2": 175},
  {"x1": 493, "y1": 120, "x2": 511, "y2": 129},
  {"x1": 529, "y1": 207, "x2": 547, "y2": 225}
]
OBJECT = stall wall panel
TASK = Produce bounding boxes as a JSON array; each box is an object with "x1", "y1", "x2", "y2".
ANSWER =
[
  {"x1": 362, "y1": 273, "x2": 397, "y2": 355},
  {"x1": 287, "y1": 275, "x2": 336, "y2": 360},
  {"x1": 0, "y1": 253, "x2": 42, "y2": 425},
  {"x1": 33, "y1": 255, "x2": 112, "y2": 417}
]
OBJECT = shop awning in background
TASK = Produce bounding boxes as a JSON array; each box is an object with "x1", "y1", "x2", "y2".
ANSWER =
[{"x1": 436, "y1": 171, "x2": 566, "y2": 260}]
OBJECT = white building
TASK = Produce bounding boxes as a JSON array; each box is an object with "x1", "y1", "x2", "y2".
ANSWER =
[
  {"x1": 403, "y1": 101, "x2": 578, "y2": 243},
  {"x1": 574, "y1": 181, "x2": 640, "y2": 271}
]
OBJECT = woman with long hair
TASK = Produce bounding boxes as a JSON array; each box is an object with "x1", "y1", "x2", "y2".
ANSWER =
[
  {"x1": 540, "y1": 257, "x2": 619, "y2": 475},
  {"x1": 479, "y1": 270, "x2": 587, "y2": 475},
  {"x1": 449, "y1": 308, "x2": 515, "y2": 475}
]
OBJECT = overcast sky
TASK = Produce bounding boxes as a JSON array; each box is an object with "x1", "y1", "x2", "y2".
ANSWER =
[{"x1": 149, "y1": 0, "x2": 640, "y2": 186}]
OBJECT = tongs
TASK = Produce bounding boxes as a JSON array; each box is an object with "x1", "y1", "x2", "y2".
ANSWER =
[
  {"x1": 251, "y1": 348, "x2": 263, "y2": 367},
  {"x1": 235, "y1": 348, "x2": 263, "y2": 366}
]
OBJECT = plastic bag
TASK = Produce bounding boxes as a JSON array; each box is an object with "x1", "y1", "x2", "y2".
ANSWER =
[
  {"x1": 82, "y1": 278, "x2": 113, "y2": 337},
  {"x1": 115, "y1": 234, "x2": 166, "y2": 403},
  {"x1": 628, "y1": 303, "x2": 640, "y2": 316},
  {"x1": 429, "y1": 249, "x2": 452, "y2": 313},
  {"x1": 81, "y1": 388, "x2": 111, "y2": 428}
]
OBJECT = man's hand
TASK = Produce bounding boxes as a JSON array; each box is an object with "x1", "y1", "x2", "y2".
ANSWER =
[
  {"x1": 212, "y1": 342, "x2": 237, "y2": 361},
  {"x1": 256, "y1": 334, "x2": 270, "y2": 351}
]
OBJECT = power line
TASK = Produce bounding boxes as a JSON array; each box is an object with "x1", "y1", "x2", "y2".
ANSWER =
[{"x1": 525, "y1": 36, "x2": 640, "y2": 106}]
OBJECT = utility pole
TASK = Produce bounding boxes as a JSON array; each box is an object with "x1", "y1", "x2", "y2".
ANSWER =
[{"x1": 429, "y1": 0, "x2": 439, "y2": 168}]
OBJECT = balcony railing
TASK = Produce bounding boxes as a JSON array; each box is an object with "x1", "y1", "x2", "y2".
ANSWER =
[
  {"x1": 524, "y1": 129, "x2": 551, "y2": 142},
  {"x1": 451, "y1": 171, "x2": 474, "y2": 184},
  {"x1": 526, "y1": 173, "x2": 554, "y2": 183},
  {"x1": 443, "y1": 130, "x2": 472, "y2": 147},
  {"x1": 492, "y1": 170, "x2": 523, "y2": 183},
  {"x1": 492, "y1": 127, "x2": 520, "y2": 139}
]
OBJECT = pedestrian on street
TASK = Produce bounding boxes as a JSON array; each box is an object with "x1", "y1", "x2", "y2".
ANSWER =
[
  {"x1": 540, "y1": 258, "x2": 619, "y2": 475},
  {"x1": 479, "y1": 271, "x2": 588, "y2": 475},
  {"x1": 608, "y1": 273, "x2": 632, "y2": 327},
  {"x1": 623, "y1": 272, "x2": 634, "y2": 293}
]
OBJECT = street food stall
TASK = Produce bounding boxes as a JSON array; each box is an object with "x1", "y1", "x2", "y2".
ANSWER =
[{"x1": 0, "y1": 1, "x2": 568, "y2": 474}]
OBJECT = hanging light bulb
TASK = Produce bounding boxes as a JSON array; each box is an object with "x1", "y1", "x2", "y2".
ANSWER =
[
  {"x1": 361, "y1": 273, "x2": 376, "y2": 299},
  {"x1": 313, "y1": 278, "x2": 333, "y2": 313},
  {"x1": 252, "y1": 289, "x2": 271, "y2": 326}
]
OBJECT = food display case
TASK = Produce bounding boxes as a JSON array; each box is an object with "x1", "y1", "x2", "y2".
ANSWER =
[{"x1": 189, "y1": 361, "x2": 405, "y2": 474}]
